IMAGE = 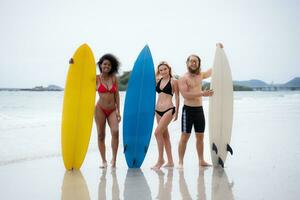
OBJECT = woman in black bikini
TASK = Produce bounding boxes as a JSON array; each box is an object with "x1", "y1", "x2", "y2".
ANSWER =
[{"x1": 151, "y1": 61, "x2": 179, "y2": 170}]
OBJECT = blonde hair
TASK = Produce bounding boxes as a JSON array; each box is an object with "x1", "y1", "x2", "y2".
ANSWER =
[{"x1": 156, "y1": 61, "x2": 173, "y2": 78}]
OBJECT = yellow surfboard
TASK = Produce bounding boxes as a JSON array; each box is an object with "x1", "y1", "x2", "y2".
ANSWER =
[{"x1": 61, "y1": 44, "x2": 96, "y2": 170}]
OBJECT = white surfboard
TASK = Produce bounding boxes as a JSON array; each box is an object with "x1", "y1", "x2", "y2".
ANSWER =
[{"x1": 209, "y1": 46, "x2": 233, "y2": 168}]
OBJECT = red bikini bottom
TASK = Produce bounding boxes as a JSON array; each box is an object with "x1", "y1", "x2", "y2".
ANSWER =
[{"x1": 98, "y1": 105, "x2": 115, "y2": 117}]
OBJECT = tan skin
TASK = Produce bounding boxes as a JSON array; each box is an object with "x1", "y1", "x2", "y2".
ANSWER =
[
  {"x1": 177, "y1": 43, "x2": 223, "y2": 169},
  {"x1": 151, "y1": 63, "x2": 179, "y2": 170},
  {"x1": 94, "y1": 59, "x2": 121, "y2": 168}
]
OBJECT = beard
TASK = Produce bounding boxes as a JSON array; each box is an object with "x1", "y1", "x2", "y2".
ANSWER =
[{"x1": 188, "y1": 66, "x2": 200, "y2": 74}]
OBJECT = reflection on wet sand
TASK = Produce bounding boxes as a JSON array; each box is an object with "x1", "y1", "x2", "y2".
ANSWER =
[
  {"x1": 124, "y1": 169, "x2": 152, "y2": 200},
  {"x1": 60, "y1": 167, "x2": 234, "y2": 200},
  {"x1": 111, "y1": 170, "x2": 120, "y2": 200},
  {"x1": 61, "y1": 170, "x2": 90, "y2": 200},
  {"x1": 211, "y1": 168, "x2": 234, "y2": 200},
  {"x1": 179, "y1": 170, "x2": 193, "y2": 200},
  {"x1": 98, "y1": 169, "x2": 106, "y2": 200},
  {"x1": 153, "y1": 169, "x2": 173, "y2": 200},
  {"x1": 98, "y1": 169, "x2": 120, "y2": 200},
  {"x1": 197, "y1": 168, "x2": 207, "y2": 200}
]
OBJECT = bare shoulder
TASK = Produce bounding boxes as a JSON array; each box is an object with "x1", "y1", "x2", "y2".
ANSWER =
[
  {"x1": 96, "y1": 75, "x2": 100, "y2": 82},
  {"x1": 156, "y1": 77, "x2": 161, "y2": 83},
  {"x1": 171, "y1": 78, "x2": 178, "y2": 86},
  {"x1": 179, "y1": 73, "x2": 188, "y2": 81},
  {"x1": 112, "y1": 74, "x2": 118, "y2": 83}
]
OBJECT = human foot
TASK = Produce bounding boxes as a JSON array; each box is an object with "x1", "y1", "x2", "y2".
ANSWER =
[
  {"x1": 200, "y1": 160, "x2": 212, "y2": 167},
  {"x1": 177, "y1": 163, "x2": 184, "y2": 169},
  {"x1": 111, "y1": 160, "x2": 116, "y2": 168},
  {"x1": 99, "y1": 162, "x2": 108, "y2": 168},
  {"x1": 163, "y1": 162, "x2": 174, "y2": 168},
  {"x1": 151, "y1": 160, "x2": 165, "y2": 170}
]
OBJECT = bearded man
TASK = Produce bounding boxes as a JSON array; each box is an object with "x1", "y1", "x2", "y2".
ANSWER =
[{"x1": 177, "y1": 43, "x2": 223, "y2": 168}]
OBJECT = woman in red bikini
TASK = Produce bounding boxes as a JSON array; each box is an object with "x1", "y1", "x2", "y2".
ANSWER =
[
  {"x1": 151, "y1": 61, "x2": 180, "y2": 170},
  {"x1": 95, "y1": 54, "x2": 121, "y2": 168}
]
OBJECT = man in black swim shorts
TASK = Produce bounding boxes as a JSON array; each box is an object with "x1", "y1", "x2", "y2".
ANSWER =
[{"x1": 177, "y1": 43, "x2": 224, "y2": 168}]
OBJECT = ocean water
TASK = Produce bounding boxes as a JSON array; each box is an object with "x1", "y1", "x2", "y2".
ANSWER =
[
  {"x1": 1, "y1": 91, "x2": 300, "y2": 199},
  {"x1": 0, "y1": 91, "x2": 299, "y2": 166},
  {"x1": 0, "y1": 91, "x2": 300, "y2": 165}
]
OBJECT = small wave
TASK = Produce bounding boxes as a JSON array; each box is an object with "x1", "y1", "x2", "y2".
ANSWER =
[
  {"x1": 0, "y1": 153, "x2": 62, "y2": 166},
  {"x1": 0, "y1": 123, "x2": 49, "y2": 132}
]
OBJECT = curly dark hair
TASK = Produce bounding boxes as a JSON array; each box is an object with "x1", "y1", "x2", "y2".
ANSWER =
[{"x1": 97, "y1": 54, "x2": 120, "y2": 75}]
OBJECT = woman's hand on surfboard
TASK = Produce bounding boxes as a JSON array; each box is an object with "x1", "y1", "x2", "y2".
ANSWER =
[
  {"x1": 116, "y1": 114, "x2": 121, "y2": 123},
  {"x1": 173, "y1": 109, "x2": 179, "y2": 121}
]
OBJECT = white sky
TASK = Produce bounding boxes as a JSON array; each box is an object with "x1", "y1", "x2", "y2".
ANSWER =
[{"x1": 0, "y1": 0, "x2": 299, "y2": 88}]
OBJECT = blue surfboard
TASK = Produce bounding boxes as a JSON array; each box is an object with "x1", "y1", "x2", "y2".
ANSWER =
[{"x1": 123, "y1": 45, "x2": 156, "y2": 168}]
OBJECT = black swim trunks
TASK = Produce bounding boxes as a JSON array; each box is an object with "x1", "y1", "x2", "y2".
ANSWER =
[{"x1": 181, "y1": 105, "x2": 205, "y2": 134}]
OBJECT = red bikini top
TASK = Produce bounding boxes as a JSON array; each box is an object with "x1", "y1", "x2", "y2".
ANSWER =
[
  {"x1": 97, "y1": 76, "x2": 117, "y2": 93},
  {"x1": 98, "y1": 83, "x2": 117, "y2": 93}
]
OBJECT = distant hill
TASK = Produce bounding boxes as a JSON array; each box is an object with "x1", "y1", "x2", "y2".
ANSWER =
[
  {"x1": 233, "y1": 79, "x2": 269, "y2": 88},
  {"x1": 118, "y1": 71, "x2": 131, "y2": 91},
  {"x1": 283, "y1": 77, "x2": 300, "y2": 87},
  {"x1": 117, "y1": 71, "x2": 299, "y2": 91},
  {"x1": 203, "y1": 82, "x2": 253, "y2": 91},
  {"x1": 1, "y1": 76, "x2": 298, "y2": 92},
  {"x1": 46, "y1": 85, "x2": 64, "y2": 91},
  {"x1": 23, "y1": 85, "x2": 63, "y2": 91}
]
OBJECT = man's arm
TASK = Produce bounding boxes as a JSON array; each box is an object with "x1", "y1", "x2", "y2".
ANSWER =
[
  {"x1": 202, "y1": 68, "x2": 212, "y2": 79},
  {"x1": 178, "y1": 77, "x2": 202, "y2": 99},
  {"x1": 202, "y1": 43, "x2": 224, "y2": 79}
]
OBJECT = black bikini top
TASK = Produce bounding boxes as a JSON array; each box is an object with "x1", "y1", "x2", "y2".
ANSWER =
[{"x1": 156, "y1": 78, "x2": 173, "y2": 96}]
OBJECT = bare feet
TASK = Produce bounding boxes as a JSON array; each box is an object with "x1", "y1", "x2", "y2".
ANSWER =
[
  {"x1": 200, "y1": 160, "x2": 212, "y2": 167},
  {"x1": 177, "y1": 163, "x2": 184, "y2": 169},
  {"x1": 163, "y1": 162, "x2": 174, "y2": 168},
  {"x1": 100, "y1": 162, "x2": 108, "y2": 168},
  {"x1": 111, "y1": 160, "x2": 116, "y2": 168},
  {"x1": 151, "y1": 160, "x2": 165, "y2": 170}
]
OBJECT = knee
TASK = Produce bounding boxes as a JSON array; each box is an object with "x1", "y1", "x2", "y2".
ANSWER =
[
  {"x1": 163, "y1": 132, "x2": 170, "y2": 140},
  {"x1": 98, "y1": 133, "x2": 105, "y2": 142},
  {"x1": 154, "y1": 129, "x2": 162, "y2": 138},
  {"x1": 196, "y1": 134, "x2": 204, "y2": 142},
  {"x1": 111, "y1": 129, "x2": 119, "y2": 139},
  {"x1": 181, "y1": 135, "x2": 190, "y2": 143}
]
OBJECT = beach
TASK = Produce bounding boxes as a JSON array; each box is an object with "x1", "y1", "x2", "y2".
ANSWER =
[{"x1": 0, "y1": 91, "x2": 300, "y2": 199}]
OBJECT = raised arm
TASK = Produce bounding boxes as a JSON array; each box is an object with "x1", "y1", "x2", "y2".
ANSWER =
[{"x1": 202, "y1": 68, "x2": 212, "y2": 79}]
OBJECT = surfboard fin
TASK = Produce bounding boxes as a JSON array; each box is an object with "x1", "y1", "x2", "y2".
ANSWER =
[
  {"x1": 123, "y1": 144, "x2": 127, "y2": 153},
  {"x1": 227, "y1": 144, "x2": 233, "y2": 155},
  {"x1": 132, "y1": 159, "x2": 136, "y2": 167},
  {"x1": 212, "y1": 143, "x2": 218, "y2": 154},
  {"x1": 218, "y1": 157, "x2": 224, "y2": 168}
]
